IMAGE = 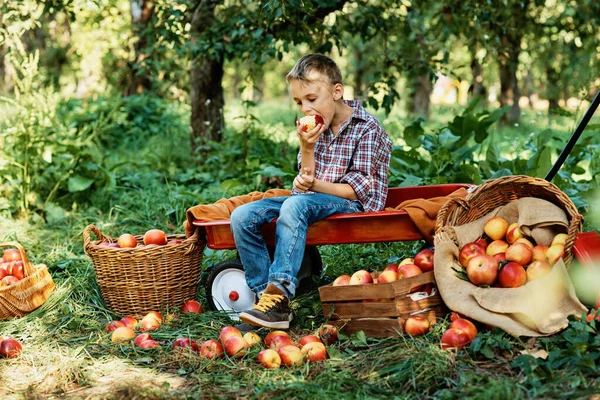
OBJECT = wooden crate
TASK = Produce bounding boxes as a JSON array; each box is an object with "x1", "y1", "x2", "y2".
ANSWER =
[{"x1": 318, "y1": 271, "x2": 447, "y2": 338}]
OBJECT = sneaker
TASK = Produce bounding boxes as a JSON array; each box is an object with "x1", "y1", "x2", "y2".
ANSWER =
[
  {"x1": 239, "y1": 284, "x2": 293, "y2": 329},
  {"x1": 234, "y1": 322, "x2": 264, "y2": 333}
]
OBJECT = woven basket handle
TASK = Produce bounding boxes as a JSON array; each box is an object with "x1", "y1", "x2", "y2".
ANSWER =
[
  {"x1": 435, "y1": 197, "x2": 470, "y2": 234},
  {"x1": 83, "y1": 225, "x2": 111, "y2": 255},
  {"x1": 0, "y1": 241, "x2": 34, "y2": 277}
]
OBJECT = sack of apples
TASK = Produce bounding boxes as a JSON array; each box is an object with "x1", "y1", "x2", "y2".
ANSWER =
[{"x1": 433, "y1": 175, "x2": 587, "y2": 338}]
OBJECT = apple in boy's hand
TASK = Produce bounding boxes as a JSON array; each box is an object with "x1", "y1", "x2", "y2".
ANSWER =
[{"x1": 299, "y1": 115, "x2": 324, "y2": 132}]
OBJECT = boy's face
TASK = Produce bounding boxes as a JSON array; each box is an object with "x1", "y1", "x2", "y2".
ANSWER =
[{"x1": 290, "y1": 71, "x2": 342, "y2": 127}]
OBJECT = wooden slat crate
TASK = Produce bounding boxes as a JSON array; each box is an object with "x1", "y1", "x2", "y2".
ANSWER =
[{"x1": 318, "y1": 271, "x2": 447, "y2": 338}]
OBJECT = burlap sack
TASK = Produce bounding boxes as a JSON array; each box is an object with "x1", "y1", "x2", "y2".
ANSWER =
[{"x1": 433, "y1": 197, "x2": 587, "y2": 337}]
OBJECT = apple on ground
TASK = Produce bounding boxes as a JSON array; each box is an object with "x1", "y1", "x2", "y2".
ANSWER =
[
  {"x1": 532, "y1": 245, "x2": 549, "y2": 261},
  {"x1": 264, "y1": 330, "x2": 289, "y2": 347},
  {"x1": 459, "y1": 242, "x2": 486, "y2": 268},
  {"x1": 181, "y1": 300, "x2": 203, "y2": 314},
  {"x1": 498, "y1": 261, "x2": 527, "y2": 288},
  {"x1": 414, "y1": 249, "x2": 434, "y2": 272},
  {"x1": 141, "y1": 311, "x2": 162, "y2": 331},
  {"x1": 257, "y1": 348, "x2": 281, "y2": 369},
  {"x1": 466, "y1": 254, "x2": 499, "y2": 286},
  {"x1": 332, "y1": 274, "x2": 351, "y2": 286},
  {"x1": 106, "y1": 320, "x2": 125, "y2": 332},
  {"x1": 440, "y1": 328, "x2": 471, "y2": 349},
  {"x1": 218, "y1": 326, "x2": 243, "y2": 344},
  {"x1": 111, "y1": 327, "x2": 136, "y2": 342},
  {"x1": 120, "y1": 316, "x2": 138, "y2": 329},
  {"x1": 138, "y1": 339, "x2": 161, "y2": 348},
  {"x1": 505, "y1": 222, "x2": 524, "y2": 244},
  {"x1": 526, "y1": 260, "x2": 552, "y2": 282},
  {"x1": 302, "y1": 341, "x2": 327, "y2": 362},
  {"x1": 449, "y1": 318, "x2": 478, "y2": 341},
  {"x1": 0, "y1": 337, "x2": 23, "y2": 358},
  {"x1": 483, "y1": 217, "x2": 509, "y2": 241},
  {"x1": 243, "y1": 332, "x2": 262, "y2": 347},
  {"x1": 349, "y1": 269, "x2": 373, "y2": 285},
  {"x1": 449, "y1": 312, "x2": 467, "y2": 322},
  {"x1": 404, "y1": 315, "x2": 430, "y2": 336},
  {"x1": 551, "y1": 233, "x2": 568, "y2": 247},
  {"x1": 318, "y1": 324, "x2": 338, "y2": 345},
  {"x1": 505, "y1": 243, "x2": 533, "y2": 266},
  {"x1": 172, "y1": 337, "x2": 199, "y2": 352},
  {"x1": 486, "y1": 240, "x2": 509, "y2": 256},
  {"x1": 299, "y1": 335, "x2": 322, "y2": 347},
  {"x1": 224, "y1": 335, "x2": 248, "y2": 358},
  {"x1": 134, "y1": 333, "x2": 153, "y2": 346},
  {"x1": 377, "y1": 269, "x2": 398, "y2": 283},
  {"x1": 269, "y1": 335, "x2": 295, "y2": 351},
  {"x1": 200, "y1": 339, "x2": 224, "y2": 359},
  {"x1": 278, "y1": 345, "x2": 304, "y2": 367},
  {"x1": 546, "y1": 244, "x2": 565, "y2": 265},
  {"x1": 383, "y1": 263, "x2": 399, "y2": 273}
]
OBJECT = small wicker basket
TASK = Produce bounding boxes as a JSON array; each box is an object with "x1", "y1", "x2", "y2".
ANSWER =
[
  {"x1": 0, "y1": 242, "x2": 56, "y2": 321},
  {"x1": 83, "y1": 225, "x2": 205, "y2": 317},
  {"x1": 435, "y1": 175, "x2": 583, "y2": 266}
]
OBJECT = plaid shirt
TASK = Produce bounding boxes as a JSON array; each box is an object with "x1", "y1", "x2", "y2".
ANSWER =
[{"x1": 292, "y1": 100, "x2": 392, "y2": 212}]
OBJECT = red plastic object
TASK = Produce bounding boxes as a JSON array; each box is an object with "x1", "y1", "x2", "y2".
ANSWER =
[
  {"x1": 193, "y1": 184, "x2": 471, "y2": 250},
  {"x1": 573, "y1": 231, "x2": 600, "y2": 268},
  {"x1": 229, "y1": 291, "x2": 239, "y2": 301}
]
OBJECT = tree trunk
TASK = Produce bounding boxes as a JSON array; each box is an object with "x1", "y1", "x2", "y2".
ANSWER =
[
  {"x1": 353, "y1": 47, "x2": 368, "y2": 100},
  {"x1": 408, "y1": 73, "x2": 432, "y2": 119},
  {"x1": 546, "y1": 66, "x2": 560, "y2": 111},
  {"x1": 468, "y1": 47, "x2": 487, "y2": 106},
  {"x1": 124, "y1": 0, "x2": 154, "y2": 96},
  {"x1": 0, "y1": 44, "x2": 6, "y2": 92},
  {"x1": 190, "y1": 0, "x2": 224, "y2": 154},
  {"x1": 498, "y1": 33, "x2": 521, "y2": 124}
]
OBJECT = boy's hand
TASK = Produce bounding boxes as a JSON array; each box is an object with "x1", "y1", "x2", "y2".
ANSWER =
[
  {"x1": 293, "y1": 167, "x2": 315, "y2": 192},
  {"x1": 296, "y1": 120, "x2": 325, "y2": 150}
]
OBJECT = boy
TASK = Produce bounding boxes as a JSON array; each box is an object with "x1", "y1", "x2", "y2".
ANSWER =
[{"x1": 232, "y1": 53, "x2": 392, "y2": 329}]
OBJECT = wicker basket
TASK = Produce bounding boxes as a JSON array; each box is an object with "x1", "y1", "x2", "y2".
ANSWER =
[
  {"x1": 435, "y1": 175, "x2": 583, "y2": 265},
  {"x1": 0, "y1": 242, "x2": 56, "y2": 321},
  {"x1": 83, "y1": 225, "x2": 205, "y2": 317}
]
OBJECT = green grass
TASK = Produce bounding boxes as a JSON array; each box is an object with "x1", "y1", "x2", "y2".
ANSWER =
[{"x1": 1, "y1": 99, "x2": 599, "y2": 399}]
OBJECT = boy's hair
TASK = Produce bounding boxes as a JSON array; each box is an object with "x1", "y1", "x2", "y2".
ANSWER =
[{"x1": 286, "y1": 54, "x2": 343, "y2": 86}]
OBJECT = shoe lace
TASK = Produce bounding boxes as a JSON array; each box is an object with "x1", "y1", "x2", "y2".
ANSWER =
[{"x1": 253, "y1": 293, "x2": 284, "y2": 312}]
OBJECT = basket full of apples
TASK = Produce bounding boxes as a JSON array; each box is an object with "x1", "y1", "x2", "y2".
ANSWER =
[
  {"x1": 83, "y1": 224, "x2": 205, "y2": 318},
  {"x1": 0, "y1": 242, "x2": 56, "y2": 321}
]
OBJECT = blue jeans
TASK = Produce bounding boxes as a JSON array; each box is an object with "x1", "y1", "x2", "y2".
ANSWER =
[{"x1": 230, "y1": 193, "x2": 363, "y2": 298}]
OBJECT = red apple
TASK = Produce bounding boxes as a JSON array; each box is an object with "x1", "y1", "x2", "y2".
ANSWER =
[
  {"x1": 505, "y1": 243, "x2": 533, "y2": 266},
  {"x1": 383, "y1": 263, "x2": 399, "y2": 273},
  {"x1": 120, "y1": 316, "x2": 138, "y2": 329},
  {"x1": 264, "y1": 330, "x2": 289, "y2": 347},
  {"x1": 484, "y1": 217, "x2": 509, "y2": 240},
  {"x1": 449, "y1": 312, "x2": 467, "y2": 322},
  {"x1": 218, "y1": 326, "x2": 243, "y2": 344},
  {"x1": 449, "y1": 318, "x2": 478, "y2": 341},
  {"x1": 5, "y1": 261, "x2": 24, "y2": 280},
  {"x1": 111, "y1": 327, "x2": 136, "y2": 342},
  {"x1": 134, "y1": 333, "x2": 153, "y2": 346},
  {"x1": 466, "y1": 254, "x2": 499, "y2": 286},
  {"x1": 181, "y1": 300, "x2": 203, "y2": 314},
  {"x1": 138, "y1": 339, "x2": 161, "y2": 349},
  {"x1": 107, "y1": 243, "x2": 120, "y2": 248},
  {"x1": 278, "y1": 345, "x2": 304, "y2": 366},
  {"x1": 332, "y1": 274, "x2": 351, "y2": 286},
  {"x1": 505, "y1": 222, "x2": 524, "y2": 244},
  {"x1": 515, "y1": 238, "x2": 535, "y2": 249},
  {"x1": 498, "y1": 261, "x2": 527, "y2": 288},
  {"x1": 172, "y1": 337, "x2": 199, "y2": 352},
  {"x1": 224, "y1": 335, "x2": 248, "y2": 358},
  {"x1": 440, "y1": 328, "x2": 471, "y2": 349},
  {"x1": 318, "y1": 324, "x2": 338, "y2": 345},
  {"x1": 269, "y1": 335, "x2": 295, "y2": 351},
  {"x1": 301, "y1": 341, "x2": 327, "y2": 362},
  {"x1": 106, "y1": 320, "x2": 125, "y2": 332},
  {"x1": 143, "y1": 229, "x2": 168, "y2": 246},
  {"x1": 459, "y1": 242, "x2": 486, "y2": 268},
  {"x1": 527, "y1": 260, "x2": 552, "y2": 282},
  {"x1": 117, "y1": 233, "x2": 137, "y2": 248},
  {"x1": 474, "y1": 238, "x2": 489, "y2": 251},
  {"x1": 200, "y1": 339, "x2": 224, "y2": 359},
  {"x1": 243, "y1": 332, "x2": 262, "y2": 347},
  {"x1": 493, "y1": 253, "x2": 507, "y2": 263},
  {"x1": 2, "y1": 249, "x2": 21, "y2": 262},
  {"x1": 0, "y1": 337, "x2": 22, "y2": 358},
  {"x1": 299, "y1": 114, "x2": 324, "y2": 132},
  {"x1": 1, "y1": 275, "x2": 20, "y2": 286},
  {"x1": 299, "y1": 335, "x2": 322, "y2": 347},
  {"x1": 0, "y1": 268, "x2": 7, "y2": 280},
  {"x1": 397, "y1": 264, "x2": 424, "y2": 291},
  {"x1": 141, "y1": 312, "x2": 162, "y2": 331},
  {"x1": 546, "y1": 244, "x2": 565, "y2": 265},
  {"x1": 257, "y1": 348, "x2": 281, "y2": 369},
  {"x1": 532, "y1": 245, "x2": 549, "y2": 261},
  {"x1": 486, "y1": 240, "x2": 509, "y2": 256},
  {"x1": 167, "y1": 240, "x2": 183, "y2": 246},
  {"x1": 349, "y1": 270, "x2": 373, "y2": 285},
  {"x1": 414, "y1": 249, "x2": 435, "y2": 272},
  {"x1": 404, "y1": 315, "x2": 430, "y2": 336},
  {"x1": 377, "y1": 269, "x2": 398, "y2": 283}
]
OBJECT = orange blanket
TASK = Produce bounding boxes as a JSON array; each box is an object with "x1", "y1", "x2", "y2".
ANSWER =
[{"x1": 184, "y1": 187, "x2": 468, "y2": 243}]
